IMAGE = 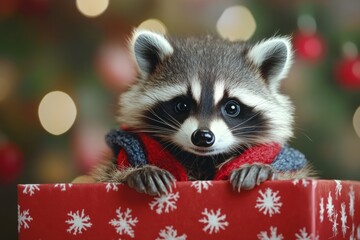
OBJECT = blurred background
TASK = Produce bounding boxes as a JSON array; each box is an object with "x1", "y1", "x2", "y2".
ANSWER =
[{"x1": 0, "y1": 0, "x2": 359, "y2": 238}]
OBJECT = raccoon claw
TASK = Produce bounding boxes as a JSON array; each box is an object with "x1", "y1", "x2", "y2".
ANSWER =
[
  {"x1": 229, "y1": 164, "x2": 277, "y2": 192},
  {"x1": 125, "y1": 166, "x2": 175, "y2": 196}
]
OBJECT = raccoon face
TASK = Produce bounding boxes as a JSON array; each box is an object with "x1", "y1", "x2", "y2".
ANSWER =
[{"x1": 118, "y1": 30, "x2": 294, "y2": 156}]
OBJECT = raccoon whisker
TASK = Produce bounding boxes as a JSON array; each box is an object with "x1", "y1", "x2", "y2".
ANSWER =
[
  {"x1": 235, "y1": 134, "x2": 266, "y2": 140},
  {"x1": 137, "y1": 115, "x2": 173, "y2": 130},
  {"x1": 134, "y1": 128, "x2": 178, "y2": 142},
  {"x1": 135, "y1": 127, "x2": 177, "y2": 135},
  {"x1": 216, "y1": 146, "x2": 244, "y2": 169},
  {"x1": 228, "y1": 112, "x2": 262, "y2": 131},
  {"x1": 160, "y1": 109, "x2": 194, "y2": 142},
  {"x1": 293, "y1": 126, "x2": 313, "y2": 142},
  {"x1": 218, "y1": 153, "x2": 230, "y2": 166},
  {"x1": 141, "y1": 110, "x2": 179, "y2": 131},
  {"x1": 142, "y1": 95, "x2": 182, "y2": 128},
  {"x1": 157, "y1": 139, "x2": 179, "y2": 153},
  {"x1": 230, "y1": 125, "x2": 265, "y2": 131},
  {"x1": 236, "y1": 136, "x2": 270, "y2": 146},
  {"x1": 148, "y1": 109, "x2": 178, "y2": 128},
  {"x1": 231, "y1": 128, "x2": 268, "y2": 136},
  {"x1": 162, "y1": 109, "x2": 182, "y2": 128}
]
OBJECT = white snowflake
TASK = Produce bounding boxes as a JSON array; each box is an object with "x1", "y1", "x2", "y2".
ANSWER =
[
  {"x1": 65, "y1": 209, "x2": 92, "y2": 235},
  {"x1": 295, "y1": 227, "x2": 319, "y2": 240},
  {"x1": 319, "y1": 197, "x2": 324, "y2": 223},
  {"x1": 54, "y1": 183, "x2": 73, "y2": 191},
  {"x1": 109, "y1": 207, "x2": 138, "y2": 238},
  {"x1": 340, "y1": 202, "x2": 348, "y2": 237},
  {"x1": 326, "y1": 192, "x2": 334, "y2": 220},
  {"x1": 349, "y1": 223, "x2": 360, "y2": 240},
  {"x1": 156, "y1": 226, "x2": 187, "y2": 240},
  {"x1": 190, "y1": 181, "x2": 213, "y2": 193},
  {"x1": 292, "y1": 179, "x2": 309, "y2": 187},
  {"x1": 21, "y1": 184, "x2": 40, "y2": 196},
  {"x1": 255, "y1": 188, "x2": 282, "y2": 217},
  {"x1": 199, "y1": 208, "x2": 229, "y2": 234},
  {"x1": 331, "y1": 212, "x2": 339, "y2": 237},
  {"x1": 18, "y1": 205, "x2": 33, "y2": 233},
  {"x1": 105, "y1": 183, "x2": 121, "y2": 192},
  {"x1": 313, "y1": 180, "x2": 318, "y2": 189},
  {"x1": 350, "y1": 223, "x2": 355, "y2": 240},
  {"x1": 325, "y1": 192, "x2": 339, "y2": 237},
  {"x1": 348, "y1": 185, "x2": 355, "y2": 219},
  {"x1": 334, "y1": 180, "x2": 342, "y2": 199},
  {"x1": 257, "y1": 226, "x2": 283, "y2": 240},
  {"x1": 292, "y1": 179, "x2": 299, "y2": 185},
  {"x1": 149, "y1": 192, "x2": 179, "y2": 214}
]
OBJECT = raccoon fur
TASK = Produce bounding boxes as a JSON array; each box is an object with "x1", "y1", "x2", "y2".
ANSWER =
[{"x1": 92, "y1": 30, "x2": 314, "y2": 196}]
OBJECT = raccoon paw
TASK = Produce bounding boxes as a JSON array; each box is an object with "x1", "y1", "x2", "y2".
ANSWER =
[
  {"x1": 125, "y1": 165, "x2": 176, "y2": 196},
  {"x1": 229, "y1": 164, "x2": 277, "y2": 192}
]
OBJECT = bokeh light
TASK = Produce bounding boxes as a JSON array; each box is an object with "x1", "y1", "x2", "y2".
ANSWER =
[
  {"x1": 216, "y1": 6, "x2": 256, "y2": 41},
  {"x1": 0, "y1": 60, "x2": 16, "y2": 102},
  {"x1": 72, "y1": 124, "x2": 108, "y2": 173},
  {"x1": 342, "y1": 42, "x2": 358, "y2": 59},
  {"x1": 38, "y1": 91, "x2": 77, "y2": 135},
  {"x1": 76, "y1": 0, "x2": 109, "y2": 18},
  {"x1": 297, "y1": 14, "x2": 317, "y2": 35},
  {"x1": 96, "y1": 44, "x2": 136, "y2": 92},
  {"x1": 353, "y1": 106, "x2": 360, "y2": 138},
  {"x1": 35, "y1": 150, "x2": 72, "y2": 182},
  {"x1": 138, "y1": 18, "x2": 167, "y2": 34}
]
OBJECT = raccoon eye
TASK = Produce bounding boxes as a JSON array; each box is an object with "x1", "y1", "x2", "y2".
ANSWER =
[
  {"x1": 223, "y1": 100, "x2": 241, "y2": 117},
  {"x1": 174, "y1": 99, "x2": 191, "y2": 113}
]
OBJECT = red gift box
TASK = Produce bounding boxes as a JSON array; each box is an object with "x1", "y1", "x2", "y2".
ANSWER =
[{"x1": 18, "y1": 180, "x2": 360, "y2": 239}]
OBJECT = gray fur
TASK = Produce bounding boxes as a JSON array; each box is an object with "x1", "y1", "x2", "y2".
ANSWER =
[
  {"x1": 230, "y1": 164, "x2": 276, "y2": 192},
  {"x1": 119, "y1": 32, "x2": 294, "y2": 146},
  {"x1": 92, "y1": 30, "x2": 313, "y2": 195}
]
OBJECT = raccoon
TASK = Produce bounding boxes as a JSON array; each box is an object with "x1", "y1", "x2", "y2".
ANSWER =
[{"x1": 92, "y1": 30, "x2": 313, "y2": 195}]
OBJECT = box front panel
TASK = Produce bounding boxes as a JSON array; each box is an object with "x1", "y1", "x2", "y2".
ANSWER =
[{"x1": 17, "y1": 180, "x2": 331, "y2": 239}]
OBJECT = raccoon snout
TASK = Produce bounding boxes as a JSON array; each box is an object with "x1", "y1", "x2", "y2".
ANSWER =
[{"x1": 191, "y1": 129, "x2": 215, "y2": 147}]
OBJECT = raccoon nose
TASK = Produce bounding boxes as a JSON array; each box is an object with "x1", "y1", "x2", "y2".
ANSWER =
[{"x1": 191, "y1": 129, "x2": 215, "y2": 147}]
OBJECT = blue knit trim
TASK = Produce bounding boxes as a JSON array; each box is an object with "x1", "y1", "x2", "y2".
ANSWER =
[
  {"x1": 271, "y1": 145, "x2": 307, "y2": 172},
  {"x1": 105, "y1": 129, "x2": 147, "y2": 167}
]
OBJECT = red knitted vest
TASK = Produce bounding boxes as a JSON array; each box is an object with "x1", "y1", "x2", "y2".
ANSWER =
[{"x1": 117, "y1": 132, "x2": 281, "y2": 181}]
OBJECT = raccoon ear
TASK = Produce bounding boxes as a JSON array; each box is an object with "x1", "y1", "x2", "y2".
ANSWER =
[
  {"x1": 248, "y1": 37, "x2": 293, "y2": 90},
  {"x1": 131, "y1": 30, "x2": 174, "y2": 79}
]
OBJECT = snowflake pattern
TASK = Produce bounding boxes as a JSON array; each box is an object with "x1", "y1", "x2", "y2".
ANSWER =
[
  {"x1": 156, "y1": 226, "x2": 187, "y2": 240},
  {"x1": 18, "y1": 205, "x2": 33, "y2": 233},
  {"x1": 294, "y1": 227, "x2": 319, "y2": 240},
  {"x1": 109, "y1": 207, "x2": 138, "y2": 238},
  {"x1": 65, "y1": 209, "x2": 92, "y2": 235},
  {"x1": 149, "y1": 192, "x2": 180, "y2": 214},
  {"x1": 292, "y1": 179, "x2": 309, "y2": 187},
  {"x1": 334, "y1": 180, "x2": 342, "y2": 199},
  {"x1": 257, "y1": 226, "x2": 283, "y2": 240},
  {"x1": 350, "y1": 223, "x2": 356, "y2": 240},
  {"x1": 319, "y1": 197, "x2": 324, "y2": 223},
  {"x1": 199, "y1": 208, "x2": 229, "y2": 234},
  {"x1": 17, "y1": 181, "x2": 360, "y2": 238},
  {"x1": 331, "y1": 212, "x2": 339, "y2": 237},
  {"x1": 326, "y1": 192, "x2": 334, "y2": 220},
  {"x1": 255, "y1": 188, "x2": 282, "y2": 217},
  {"x1": 325, "y1": 191, "x2": 339, "y2": 237},
  {"x1": 348, "y1": 185, "x2": 355, "y2": 219},
  {"x1": 54, "y1": 183, "x2": 72, "y2": 191},
  {"x1": 190, "y1": 181, "x2": 213, "y2": 193},
  {"x1": 340, "y1": 202, "x2": 348, "y2": 237},
  {"x1": 21, "y1": 184, "x2": 40, "y2": 196},
  {"x1": 105, "y1": 183, "x2": 121, "y2": 192}
]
